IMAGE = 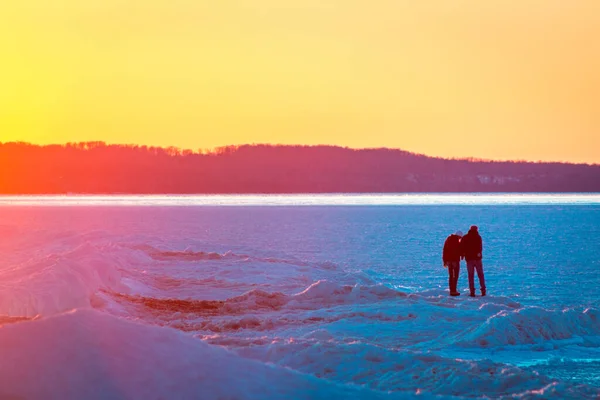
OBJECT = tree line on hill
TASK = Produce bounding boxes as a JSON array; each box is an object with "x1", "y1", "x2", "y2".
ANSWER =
[{"x1": 0, "y1": 142, "x2": 598, "y2": 193}]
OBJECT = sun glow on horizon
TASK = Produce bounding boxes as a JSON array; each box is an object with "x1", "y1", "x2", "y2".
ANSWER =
[{"x1": 1, "y1": 1, "x2": 599, "y2": 163}]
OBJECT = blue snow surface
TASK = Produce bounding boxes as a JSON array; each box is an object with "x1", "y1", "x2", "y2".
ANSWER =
[{"x1": 0, "y1": 194, "x2": 599, "y2": 399}]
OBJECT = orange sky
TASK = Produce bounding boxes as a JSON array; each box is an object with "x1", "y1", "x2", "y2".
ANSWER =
[{"x1": 1, "y1": 1, "x2": 599, "y2": 163}]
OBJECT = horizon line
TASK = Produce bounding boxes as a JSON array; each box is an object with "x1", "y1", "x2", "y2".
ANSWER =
[{"x1": 1, "y1": 193, "x2": 599, "y2": 207}]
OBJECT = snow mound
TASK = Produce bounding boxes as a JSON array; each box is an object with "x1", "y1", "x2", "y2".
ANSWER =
[
  {"x1": 225, "y1": 289, "x2": 290, "y2": 311},
  {"x1": 289, "y1": 280, "x2": 406, "y2": 308},
  {"x1": 457, "y1": 307, "x2": 600, "y2": 348},
  {"x1": 140, "y1": 245, "x2": 325, "y2": 269},
  {"x1": 0, "y1": 309, "x2": 396, "y2": 400},
  {"x1": 112, "y1": 280, "x2": 406, "y2": 317},
  {"x1": 236, "y1": 341, "x2": 600, "y2": 398},
  {"x1": 0, "y1": 243, "x2": 130, "y2": 317},
  {"x1": 147, "y1": 249, "x2": 233, "y2": 261},
  {"x1": 112, "y1": 288, "x2": 289, "y2": 317}
]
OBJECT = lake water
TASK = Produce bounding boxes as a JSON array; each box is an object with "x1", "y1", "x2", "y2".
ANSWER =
[{"x1": 0, "y1": 194, "x2": 599, "y2": 399}]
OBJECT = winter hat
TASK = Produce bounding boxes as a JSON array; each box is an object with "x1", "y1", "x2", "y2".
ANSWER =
[
  {"x1": 470, "y1": 225, "x2": 478, "y2": 231},
  {"x1": 455, "y1": 230, "x2": 463, "y2": 237}
]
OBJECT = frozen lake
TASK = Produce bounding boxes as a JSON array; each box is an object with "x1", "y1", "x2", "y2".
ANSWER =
[{"x1": 0, "y1": 194, "x2": 599, "y2": 399}]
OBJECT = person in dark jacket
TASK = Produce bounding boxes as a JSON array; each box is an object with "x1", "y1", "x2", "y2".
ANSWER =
[
  {"x1": 461, "y1": 225, "x2": 486, "y2": 297},
  {"x1": 442, "y1": 231, "x2": 463, "y2": 296}
]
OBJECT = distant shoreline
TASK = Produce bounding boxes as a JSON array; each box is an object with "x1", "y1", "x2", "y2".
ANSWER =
[{"x1": 2, "y1": 143, "x2": 599, "y2": 194}]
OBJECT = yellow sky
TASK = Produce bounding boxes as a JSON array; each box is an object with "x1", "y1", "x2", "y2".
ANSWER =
[{"x1": 1, "y1": 1, "x2": 599, "y2": 163}]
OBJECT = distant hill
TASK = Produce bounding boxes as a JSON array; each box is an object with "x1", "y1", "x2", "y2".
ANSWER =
[{"x1": 1, "y1": 142, "x2": 599, "y2": 193}]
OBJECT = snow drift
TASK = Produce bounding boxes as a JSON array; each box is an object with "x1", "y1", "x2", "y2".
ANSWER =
[{"x1": 0, "y1": 309, "x2": 392, "y2": 400}]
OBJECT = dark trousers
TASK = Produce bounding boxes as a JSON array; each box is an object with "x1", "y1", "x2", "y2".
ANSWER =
[
  {"x1": 467, "y1": 260, "x2": 486, "y2": 293},
  {"x1": 447, "y1": 261, "x2": 460, "y2": 293}
]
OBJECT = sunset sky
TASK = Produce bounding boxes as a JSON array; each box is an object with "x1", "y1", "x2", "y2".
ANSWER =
[{"x1": 1, "y1": 1, "x2": 599, "y2": 163}]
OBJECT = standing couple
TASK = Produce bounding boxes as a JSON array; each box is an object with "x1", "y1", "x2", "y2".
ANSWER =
[{"x1": 442, "y1": 225, "x2": 486, "y2": 297}]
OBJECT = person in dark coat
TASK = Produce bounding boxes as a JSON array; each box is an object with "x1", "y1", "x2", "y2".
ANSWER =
[
  {"x1": 461, "y1": 225, "x2": 486, "y2": 297},
  {"x1": 442, "y1": 231, "x2": 463, "y2": 296}
]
